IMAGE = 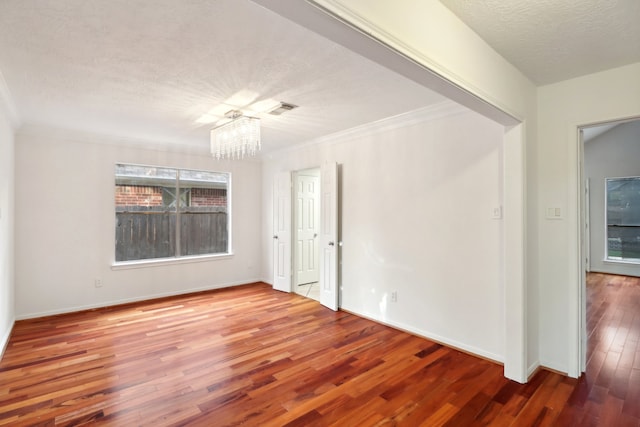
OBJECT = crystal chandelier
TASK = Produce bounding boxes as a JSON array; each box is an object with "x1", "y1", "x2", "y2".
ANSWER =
[{"x1": 210, "y1": 110, "x2": 261, "y2": 160}]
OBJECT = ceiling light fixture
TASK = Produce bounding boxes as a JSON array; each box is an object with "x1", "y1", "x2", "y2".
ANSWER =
[{"x1": 210, "y1": 110, "x2": 261, "y2": 160}]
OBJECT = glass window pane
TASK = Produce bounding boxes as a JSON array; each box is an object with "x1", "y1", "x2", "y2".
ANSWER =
[
  {"x1": 179, "y1": 171, "x2": 229, "y2": 256},
  {"x1": 115, "y1": 164, "x2": 177, "y2": 261},
  {"x1": 606, "y1": 177, "x2": 640, "y2": 261},
  {"x1": 115, "y1": 164, "x2": 230, "y2": 262}
]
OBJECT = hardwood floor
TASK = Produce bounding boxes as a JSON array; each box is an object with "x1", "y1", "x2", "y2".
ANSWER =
[
  {"x1": 0, "y1": 275, "x2": 638, "y2": 426},
  {"x1": 564, "y1": 272, "x2": 640, "y2": 426}
]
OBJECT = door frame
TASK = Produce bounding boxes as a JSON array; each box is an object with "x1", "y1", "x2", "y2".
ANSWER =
[
  {"x1": 272, "y1": 163, "x2": 340, "y2": 311},
  {"x1": 576, "y1": 116, "x2": 640, "y2": 375},
  {"x1": 293, "y1": 168, "x2": 321, "y2": 289}
]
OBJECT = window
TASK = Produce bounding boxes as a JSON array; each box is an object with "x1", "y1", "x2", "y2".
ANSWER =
[
  {"x1": 606, "y1": 177, "x2": 640, "y2": 262},
  {"x1": 115, "y1": 164, "x2": 230, "y2": 262}
]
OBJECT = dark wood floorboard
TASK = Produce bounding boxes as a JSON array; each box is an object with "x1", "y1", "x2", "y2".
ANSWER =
[{"x1": 0, "y1": 275, "x2": 639, "y2": 426}]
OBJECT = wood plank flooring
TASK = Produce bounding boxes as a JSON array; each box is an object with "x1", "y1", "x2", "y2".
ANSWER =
[
  {"x1": 562, "y1": 272, "x2": 640, "y2": 426},
  {"x1": 0, "y1": 275, "x2": 639, "y2": 426}
]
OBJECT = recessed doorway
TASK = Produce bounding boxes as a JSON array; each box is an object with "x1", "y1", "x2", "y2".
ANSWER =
[
  {"x1": 272, "y1": 162, "x2": 339, "y2": 311},
  {"x1": 580, "y1": 116, "x2": 640, "y2": 372}
]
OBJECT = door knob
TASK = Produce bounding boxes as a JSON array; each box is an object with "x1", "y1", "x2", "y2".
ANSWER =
[
  {"x1": 328, "y1": 241, "x2": 335, "y2": 246},
  {"x1": 273, "y1": 235, "x2": 278, "y2": 239}
]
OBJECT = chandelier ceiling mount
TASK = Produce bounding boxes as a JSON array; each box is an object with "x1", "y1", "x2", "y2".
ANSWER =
[{"x1": 210, "y1": 110, "x2": 261, "y2": 160}]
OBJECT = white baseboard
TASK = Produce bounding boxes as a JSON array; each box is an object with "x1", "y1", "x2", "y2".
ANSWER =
[
  {"x1": 0, "y1": 319, "x2": 15, "y2": 362},
  {"x1": 538, "y1": 359, "x2": 569, "y2": 377},
  {"x1": 342, "y1": 306, "x2": 504, "y2": 364},
  {"x1": 15, "y1": 278, "x2": 263, "y2": 320},
  {"x1": 528, "y1": 360, "x2": 541, "y2": 378}
]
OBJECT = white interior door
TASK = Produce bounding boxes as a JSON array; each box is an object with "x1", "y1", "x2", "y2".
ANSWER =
[
  {"x1": 319, "y1": 161, "x2": 338, "y2": 311},
  {"x1": 273, "y1": 171, "x2": 292, "y2": 293},
  {"x1": 295, "y1": 173, "x2": 320, "y2": 285}
]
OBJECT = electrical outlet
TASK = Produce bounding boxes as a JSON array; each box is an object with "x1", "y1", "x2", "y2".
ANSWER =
[
  {"x1": 94, "y1": 278, "x2": 103, "y2": 288},
  {"x1": 391, "y1": 291, "x2": 398, "y2": 303}
]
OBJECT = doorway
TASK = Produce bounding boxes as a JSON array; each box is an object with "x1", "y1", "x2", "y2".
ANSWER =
[
  {"x1": 580, "y1": 117, "x2": 640, "y2": 371},
  {"x1": 272, "y1": 162, "x2": 339, "y2": 311},
  {"x1": 293, "y1": 168, "x2": 320, "y2": 302}
]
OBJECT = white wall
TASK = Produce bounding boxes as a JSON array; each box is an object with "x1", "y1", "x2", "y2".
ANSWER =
[
  {"x1": 585, "y1": 121, "x2": 640, "y2": 276},
  {"x1": 0, "y1": 89, "x2": 15, "y2": 355},
  {"x1": 262, "y1": 106, "x2": 506, "y2": 361},
  {"x1": 537, "y1": 62, "x2": 640, "y2": 374},
  {"x1": 15, "y1": 126, "x2": 262, "y2": 318},
  {"x1": 302, "y1": 0, "x2": 536, "y2": 381},
  {"x1": 295, "y1": 0, "x2": 640, "y2": 380}
]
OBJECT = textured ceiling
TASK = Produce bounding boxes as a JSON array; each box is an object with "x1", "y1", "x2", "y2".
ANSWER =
[
  {"x1": 440, "y1": 0, "x2": 640, "y2": 85},
  {"x1": 0, "y1": 0, "x2": 446, "y2": 155}
]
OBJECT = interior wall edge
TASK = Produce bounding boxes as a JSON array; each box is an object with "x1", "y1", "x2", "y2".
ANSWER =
[
  {"x1": 0, "y1": 319, "x2": 14, "y2": 362},
  {"x1": 0, "y1": 70, "x2": 20, "y2": 128}
]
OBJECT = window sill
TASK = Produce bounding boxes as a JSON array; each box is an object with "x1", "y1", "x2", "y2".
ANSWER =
[
  {"x1": 111, "y1": 253, "x2": 234, "y2": 270},
  {"x1": 603, "y1": 258, "x2": 640, "y2": 266}
]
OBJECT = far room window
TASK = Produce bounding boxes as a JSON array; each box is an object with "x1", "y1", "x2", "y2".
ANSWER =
[
  {"x1": 606, "y1": 177, "x2": 640, "y2": 263},
  {"x1": 115, "y1": 164, "x2": 230, "y2": 262}
]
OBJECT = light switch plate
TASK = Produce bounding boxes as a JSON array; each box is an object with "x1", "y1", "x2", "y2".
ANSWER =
[
  {"x1": 546, "y1": 207, "x2": 563, "y2": 219},
  {"x1": 492, "y1": 206, "x2": 502, "y2": 219}
]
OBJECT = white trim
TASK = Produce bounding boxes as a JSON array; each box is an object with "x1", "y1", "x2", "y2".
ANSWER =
[
  {"x1": 503, "y1": 123, "x2": 527, "y2": 383},
  {"x1": 15, "y1": 279, "x2": 261, "y2": 320},
  {"x1": 16, "y1": 124, "x2": 223, "y2": 158},
  {"x1": 112, "y1": 252, "x2": 234, "y2": 270},
  {"x1": 539, "y1": 359, "x2": 570, "y2": 376},
  {"x1": 0, "y1": 71, "x2": 20, "y2": 127},
  {"x1": 348, "y1": 308, "x2": 503, "y2": 364},
  {"x1": 0, "y1": 319, "x2": 15, "y2": 361},
  {"x1": 266, "y1": 101, "x2": 469, "y2": 158},
  {"x1": 527, "y1": 360, "x2": 541, "y2": 378},
  {"x1": 603, "y1": 258, "x2": 640, "y2": 265},
  {"x1": 568, "y1": 123, "x2": 582, "y2": 378}
]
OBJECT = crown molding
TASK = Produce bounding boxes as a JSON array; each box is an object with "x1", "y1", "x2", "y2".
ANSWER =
[
  {"x1": 0, "y1": 71, "x2": 20, "y2": 128},
  {"x1": 313, "y1": 100, "x2": 469, "y2": 145},
  {"x1": 265, "y1": 100, "x2": 469, "y2": 158}
]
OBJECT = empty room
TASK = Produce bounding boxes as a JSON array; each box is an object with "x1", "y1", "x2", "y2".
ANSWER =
[{"x1": 1, "y1": 1, "x2": 640, "y2": 425}]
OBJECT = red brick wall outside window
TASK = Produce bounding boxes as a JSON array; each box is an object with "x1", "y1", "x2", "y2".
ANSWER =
[
  {"x1": 191, "y1": 188, "x2": 227, "y2": 207},
  {"x1": 115, "y1": 185, "x2": 162, "y2": 207},
  {"x1": 115, "y1": 186, "x2": 227, "y2": 207}
]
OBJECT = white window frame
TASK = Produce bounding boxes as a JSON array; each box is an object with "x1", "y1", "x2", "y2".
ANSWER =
[
  {"x1": 113, "y1": 163, "x2": 232, "y2": 269},
  {"x1": 605, "y1": 176, "x2": 640, "y2": 264}
]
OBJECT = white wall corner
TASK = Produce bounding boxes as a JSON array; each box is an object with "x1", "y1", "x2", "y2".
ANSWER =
[
  {"x1": 503, "y1": 123, "x2": 528, "y2": 383},
  {"x1": 0, "y1": 71, "x2": 21, "y2": 128},
  {"x1": 527, "y1": 360, "x2": 541, "y2": 379},
  {"x1": 0, "y1": 319, "x2": 15, "y2": 362}
]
